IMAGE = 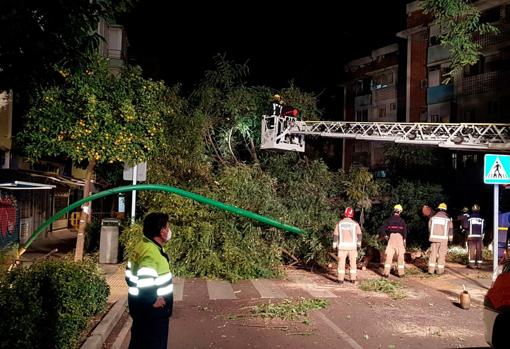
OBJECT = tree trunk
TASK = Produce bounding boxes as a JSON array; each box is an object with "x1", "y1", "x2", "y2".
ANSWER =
[
  {"x1": 74, "y1": 159, "x2": 96, "y2": 262},
  {"x1": 248, "y1": 137, "x2": 258, "y2": 163},
  {"x1": 205, "y1": 128, "x2": 226, "y2": 165}
]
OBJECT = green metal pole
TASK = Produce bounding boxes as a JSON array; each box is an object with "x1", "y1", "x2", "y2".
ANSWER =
[{"x1": 18, "y1": 184, "x2": 304, "y2": 256}]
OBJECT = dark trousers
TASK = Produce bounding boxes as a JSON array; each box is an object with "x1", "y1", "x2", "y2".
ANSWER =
[
  {"x1": 467, "y1": 239, "x2": 483, "y2": 267},
  {"x1": 129, "y1": 315, "x2": 169, "y2": 349}
]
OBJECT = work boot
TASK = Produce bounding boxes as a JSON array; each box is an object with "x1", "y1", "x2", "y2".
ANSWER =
[
  {"x1": 351, "y1": 280, "x2": 358, "y2": 285},
  {"x1": 337, "y1": 280, "x2": 344, "y2": 285},
  {"x1": 467, "y1": 264, "x2": 474, "y2": 269}
]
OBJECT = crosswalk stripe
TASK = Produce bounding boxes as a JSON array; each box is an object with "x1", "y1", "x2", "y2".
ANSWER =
[
  {"x1": 207, "y1": 280, "x2": 237, "y2": 300},
  {"x1": 174, "y1": 277, "x2": 184, "y2": 302},
  {"x1": 303, "y1": 287, "x2": 337, "y2": 298},
  {"x1": 251, "y1": 279, "x2": 288, "y2": 298},
  {"x1": 287, "y1": 274, "x2": 337, "y2": 298}
]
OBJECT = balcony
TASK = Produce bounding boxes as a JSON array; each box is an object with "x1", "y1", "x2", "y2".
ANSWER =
[
  {"x1": 427, "y1": 45, "x2": 450, "y2": 64},
  {"x1": 427, "y1": 84, "x2": 454, "y2": 104},
  {"x1": 459, "y1": 70, "x2": 510, "y2": 96},
  {"x1": 474, "y1": 22, "x2": 510, "y2": 51}
]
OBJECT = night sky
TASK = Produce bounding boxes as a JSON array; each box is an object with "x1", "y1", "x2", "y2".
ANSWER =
[{"x1": 122, "y1": 1, "x2": 407, "y2": 96}]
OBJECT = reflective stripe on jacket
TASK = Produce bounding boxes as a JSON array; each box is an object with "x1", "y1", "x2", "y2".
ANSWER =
[
  {"x1": 468, "y1": 213, "x2": 484, "y2": 239},
  {"x1": 125, "y1": 236, "x2": 173, "y2": 318},
  {"x1": 378, "y1": 214, "x2": 407, "y2": 240},
  {"x1": 429, "y1": 211, "x2": 453, "y2": 242},
  {"x1": 334, "y1": 218, "x2": 362, "y2": 250}
]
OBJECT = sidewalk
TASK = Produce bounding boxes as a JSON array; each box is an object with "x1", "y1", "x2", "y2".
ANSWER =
[
  {"x1": 21, "y1": 228, "x2": 77, "y2": 263},
  {"x1": 22, "y1": 228, "x2": 128, "y2": 303}
]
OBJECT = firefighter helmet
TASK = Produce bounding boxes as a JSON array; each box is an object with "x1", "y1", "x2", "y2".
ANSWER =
[
  {"x1": 344, "y1": 207, "x2": 354, "y2": 218},
  {"x1": 462, "y1": 207, "x2": 469, "y2": 213},
  {"x1": 394, "y1": 204, "x2": 403, "y2": 213},
  {"x1": 273, "y1": 94, "x2": 282, "y2": 101},
  {"x1": 437, "y1": 202, "x2": 448, "y2": 211},
  {"x1": 472, "y1": 204, "x2": 480, "y2": 212}
]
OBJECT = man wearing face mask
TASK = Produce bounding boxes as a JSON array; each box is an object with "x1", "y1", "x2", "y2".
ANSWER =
[{"x1": 125, "y1": 212, "x2": 173, "y2": 349}]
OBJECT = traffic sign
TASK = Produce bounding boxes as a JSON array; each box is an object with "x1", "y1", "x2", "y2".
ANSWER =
[
  {"x1": 484, "y1": 154, "x2": 510, "y2": 185},
  {"x1": 123, "y1": 162, "x2": 147, "y2": 182}
]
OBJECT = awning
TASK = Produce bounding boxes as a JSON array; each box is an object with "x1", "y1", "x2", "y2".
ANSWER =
[
  {"x1": 0, "y1": 169, "x2": 84, "y2": 189},
  {"x1": 0, "y1": 181, "x2": 56, "y2": 190}
]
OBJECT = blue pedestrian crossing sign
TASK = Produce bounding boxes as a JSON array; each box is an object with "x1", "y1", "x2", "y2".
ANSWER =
[{"x1": 484, "y1": 154, "x2": 510, "y2": 184}]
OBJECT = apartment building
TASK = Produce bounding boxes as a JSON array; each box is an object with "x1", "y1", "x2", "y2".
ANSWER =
[
  {"x1": 342, "y1": 0, "x2": 510, "y2": 172},
  {"x1": 343, "y1": 44, "x2": 403, "y2": 169}
]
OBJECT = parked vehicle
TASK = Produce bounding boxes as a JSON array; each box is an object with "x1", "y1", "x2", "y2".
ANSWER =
[{"x1": 484, "y1": 261, "x2": 510, "y2": 348}]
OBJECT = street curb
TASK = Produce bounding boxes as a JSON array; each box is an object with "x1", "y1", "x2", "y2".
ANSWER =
[
  {"x1": 81, "y1": 296, "x2": 127, "y2": 349},
  {"x1": 111, "y1": 316, "x2": 132, "y2": 349}
]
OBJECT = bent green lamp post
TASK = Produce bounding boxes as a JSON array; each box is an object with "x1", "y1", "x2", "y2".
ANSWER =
[{"x1": 18, "y1": 184, "x2": 304, "y2": 257}]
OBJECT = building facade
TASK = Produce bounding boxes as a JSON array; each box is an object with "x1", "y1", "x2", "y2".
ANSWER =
[
  {"x1": 343, "y1": 44, "x2": 403, "y2": 169},
  {"x1": 342, "y1": 0, "x2": 510, "y2": 171}
]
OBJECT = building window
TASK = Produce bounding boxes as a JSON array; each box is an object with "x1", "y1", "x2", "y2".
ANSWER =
[
  {"x1": 481, "y1": 6, "x2": 501, "y2": 23},
  {"x1": 356, "y1": 109, "x2": 368, "y2": 122},
  {"x1": 430, "y1": 114, "x2": 441, "y2": 123},
  {"x1": 464, "y1": 109, "x2": 476, "y2": 122},
  {"x1": 488, "y1": 100, "x2": 499, "y2": 117},
  {"x1": 463, "y1": 56, "x2": 485, "y2": 77},
  {"x1": 390, "y1": 103, "x2": 396, "y2": 111},
  {"x1": 451, "y1": 153, "x2": 457, "y2": 170},
  {"x1": 354, "y1": 141, "x2": 370, "y2": 153},
  {"x1": 372, "y1": 74, "x2": 389, "y2": 89},
  {"x1": 462, "y1": 154, "x2": 478, "y2": 168},
  {"x1": 378, "y1": 106, "x2": 386, "y2": 119}
]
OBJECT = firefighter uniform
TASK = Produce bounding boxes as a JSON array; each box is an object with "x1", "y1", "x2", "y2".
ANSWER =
[
  {"x1": 379, "y1": 205, "x2": 407, "y2": 277},
  {"x1": 333, "y1": 214, "x2": 362, "y2": 283},
  {"x1": 456, "y1": 207, "x2": 470, "y2": 246},
  {"x1": 428, "y1": 204, "x2": 453, "y2": 275},
  {"x1": 125, "y1": 236, "x2": 173, "y2": 349},
  {"x1": 467, "y1": 207, "x2": 484, "y2": 268}
]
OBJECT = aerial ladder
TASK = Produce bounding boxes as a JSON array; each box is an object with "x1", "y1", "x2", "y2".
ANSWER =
[{"x1": 261, "y1": 115, "x2": 510, "y2": 152}]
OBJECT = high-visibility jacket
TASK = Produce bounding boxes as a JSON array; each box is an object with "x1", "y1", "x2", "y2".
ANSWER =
[
  {"x1": 429, "y1": 211, "x2": 453, "y2": 243},
  {"x1": 467, "y1": 212, "x2": 484, "y2": 240},
  {"x1": 125, "y1": 236, "x2": 173, "y2": 318},
  {"x1": 333, "y1": 217, "x2": 362, "y2": 250}
]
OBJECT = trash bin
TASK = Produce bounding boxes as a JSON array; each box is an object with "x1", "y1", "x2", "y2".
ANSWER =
[{"x1": 99, "y1": 218, "x2": 119, "y2": 264}]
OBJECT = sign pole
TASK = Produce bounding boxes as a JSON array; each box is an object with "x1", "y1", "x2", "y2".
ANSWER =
[
  {"x1": 484, "y1": 154, "x2": 510, "y2": 281},
  {"x1": 493, "y1": 184, "x2": 499, "y2": 282},
  {"x1": 131, "y1": 164, "x2": 138, "y2": 225}
]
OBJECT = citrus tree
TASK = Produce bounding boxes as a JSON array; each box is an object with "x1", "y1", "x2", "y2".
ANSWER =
[{"x1": 18, "y1": 56, "x2": 173, "y2": 260}]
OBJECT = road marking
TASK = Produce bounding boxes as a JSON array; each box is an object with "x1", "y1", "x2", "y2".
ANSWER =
[
  {"x1": 174, "y1": 277, "x2": 184, "y2": 302},
  {"x1": 304, "y1": 287, "x2": 337, "y2": 298},
  {"x1": 207, "y1": 280, "x2": 237, "y2": 300},
  {"x1": 314, "y1": 311, "x2": 364, "y2": 349},
  {"x1": 286, "y1": 274, "x2": 337, "y2": 298},
  {"x1": 251, "y1": 279, "x2": 288, "y2": 298}
]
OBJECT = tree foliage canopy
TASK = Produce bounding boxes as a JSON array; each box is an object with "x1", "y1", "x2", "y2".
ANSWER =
[
  {"x1": 421, "y1": 0, "x2": 499, "y2": 81},
  {"x1": 17, "y1": 57, "x2": 171, "y2": 166}
]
